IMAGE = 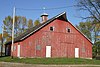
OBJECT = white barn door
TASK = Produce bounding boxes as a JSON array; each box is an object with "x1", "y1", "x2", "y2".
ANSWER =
[
  {"x1": 75, "y1": 48, "x2": 79, "y2": 58},
  {"x1": 46, "y1": 46, "x2": 51, "y2": 58},
  {"x1": 17, "y1": 45, "x2": 20, "y2": 57}
]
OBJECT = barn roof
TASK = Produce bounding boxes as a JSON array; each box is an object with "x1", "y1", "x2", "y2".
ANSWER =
[
  {"x1": 5, "y1": 12, "x2": 68, "y2": 45},
  {"x1": 5, "y1": 12, "x2": 92, "y2": 45}
]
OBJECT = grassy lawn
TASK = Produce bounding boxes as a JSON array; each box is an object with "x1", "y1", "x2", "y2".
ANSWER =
[{"x1": 0, "y1": 56, "x2": 100, "y2": 65}]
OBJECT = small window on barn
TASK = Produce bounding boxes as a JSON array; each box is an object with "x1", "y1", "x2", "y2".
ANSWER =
[
  {"x1": 50, "y1": 27, "x2": 54, "y2": 31},
  {"x1": 36, "y1": 45, "x2": 41, "y2": 50},
  {"x1": 67, "y1": 28, "x2": 71, "y2": 33}
]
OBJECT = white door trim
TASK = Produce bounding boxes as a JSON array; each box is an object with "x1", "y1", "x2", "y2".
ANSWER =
[
  {"x1": 46, "y1": 46, "x2": 51, "y2": 58},
  {"x1": 75, "y1": 48, "x2": 79, "y2": 58},
  {"x1": 17, "y1": 45, "x2": 20, "y2": 57}
]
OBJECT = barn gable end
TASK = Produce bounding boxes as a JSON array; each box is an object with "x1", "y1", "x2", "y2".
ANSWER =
[{"x1": 5, "y1": 12, "x2": 92, "y2": 59}]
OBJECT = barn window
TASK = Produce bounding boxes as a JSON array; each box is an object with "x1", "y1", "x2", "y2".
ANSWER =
[
  {"x1": 68, "y1": 28, "x2": 71, "y2": 32},
  {"x1": 66, "y1": 28, "x2": 71, "y2": 33},
  {"x1": 50, "y1": 27, "x2": 54, "y2": 31},
  {"x1": 36, "y1": 45, "x2": 41, "y2": 50}
]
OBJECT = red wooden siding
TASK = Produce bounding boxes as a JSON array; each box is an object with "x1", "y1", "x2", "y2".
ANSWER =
[{"x1": 11, "y1": 18, "x2": 92, "y2": 58}]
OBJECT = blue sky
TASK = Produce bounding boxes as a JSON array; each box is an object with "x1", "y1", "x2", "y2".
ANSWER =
[{"x1": 0, "y1": 0, "x2": 89, "y2": 33}]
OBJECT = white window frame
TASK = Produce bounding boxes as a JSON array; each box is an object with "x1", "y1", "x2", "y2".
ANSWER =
[
  {"x1": 66, "y1": 27, "x2": 71, "y2": 33},
  {"x1": 50, "y1": 26, "x2": 54, "y2": 31}
]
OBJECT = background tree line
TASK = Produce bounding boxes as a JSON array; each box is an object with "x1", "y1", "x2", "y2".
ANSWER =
[
  {"x1": 0, "y1": 16, "x2": 40, "y2": 43},
  {"x1": 76, "y1": 0, "x2": 100, "y2": 58},
  {"x1": 0, "y1": 16, "x2": 40, "y2": 56}
]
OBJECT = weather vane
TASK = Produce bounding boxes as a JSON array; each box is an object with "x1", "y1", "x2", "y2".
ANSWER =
[{"x1": 43, "y1": 7, "x2": 46, "y2": 13}]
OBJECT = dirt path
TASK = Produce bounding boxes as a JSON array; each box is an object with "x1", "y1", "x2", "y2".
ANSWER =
[{"x1": 0, "y1": 62, "x2": 100, "y2": 67}]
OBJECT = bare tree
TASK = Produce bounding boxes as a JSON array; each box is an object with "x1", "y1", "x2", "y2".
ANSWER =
[{"x1": 76, "y1": 0, "x2": 100, "y2": 22}]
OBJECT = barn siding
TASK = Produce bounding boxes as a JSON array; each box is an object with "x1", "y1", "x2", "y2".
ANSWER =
[{"x1": 10, "y1": 18, "x2": 92, "y2": 58}]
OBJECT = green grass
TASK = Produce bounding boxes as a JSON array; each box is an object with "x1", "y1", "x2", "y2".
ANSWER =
[{"x1": 0, "y1": 56, "x2": 100, "y2": 65}]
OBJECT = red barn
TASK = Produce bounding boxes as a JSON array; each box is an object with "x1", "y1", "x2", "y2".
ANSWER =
[{"x1": 5, "y1": 12, "x2": 92, "y2": 59}]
